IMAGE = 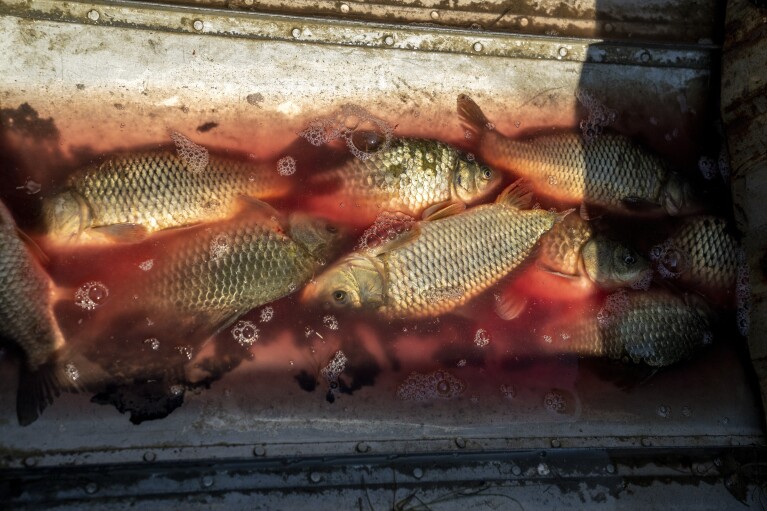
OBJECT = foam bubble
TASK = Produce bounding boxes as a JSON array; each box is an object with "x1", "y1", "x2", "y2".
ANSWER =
[
  {"x1": 175, "y1": 345, "x2": 193, "y2": 360},
  {"x1": 656, "y1": 404, "x2": 671, "y2": 419},
  {"x1": 630, "y1": 270, "x2": 654, "y2": 290},
  {"x1": 542, "y1": 334, "x2": 553, "y2": 344},
  {"x1": 231, "y1": 320, "x2": 259, "y2": 347},
  {"x1": 650, "y1": 240, "x2": 684, "y2": 279},
  {"x1": 210, "y1": 233, "x2": 232, "y2": 261},
  {"x1": 170, "y1": 384, "x2": 184, "y2": 397},
  {"x1": 576, "y1": 89, "x2": 616, "y2": 143},
  {"x1": 543, "y1": 391, "x2": 567, "y2": 413},
  {"x1": 597, "y1": 290, "x2": 629, "y2": 327},
  {"x1": 396, "y1": 370, "x2": 466, "y2": 401},
  {"x1": 500, "y1": 384, "x2": 517, "y2": 399},
  {"x1": 321, "y1": 350, "x2": 347, "y2": 384},
  {"x1": 322, "y1": 315, "x2": 339, "y2": 330},
  {"x1": 170, "y1": 131, "x2": 209, "y2": 174},
  {"x1": 698, "y1": 156, "x2": 718, "y2": 180},
  {"x1": 65, "y1": 363, "x2": 80, "y2": 382},
  {"x1": 74, "y1": 281, "x2": 109, "y2": 310},
  {"x1": 259, "y1": 306, "x2": 274, "y2": 323},
  {"x1": 299, "y1": 104, "x2": 393, "y2": 161},
  {"x1": 474, "y1": 329, "x2": 490, "y2": 347},
  {"x1": 139, "y1": 259, "x2": 154, "y2": 271},
  {"x1": 144, "y1": 338, "x2": 160, "y2": 350},
  {"x1": 277, "y1": 156, "x2": 297, "y2": 176},
  {"x1": 456, "y1": 359, "x2": 467, "y2": 367},
  {"x1": 356, "y1": 211, "x2": 415, "y2": 253}
]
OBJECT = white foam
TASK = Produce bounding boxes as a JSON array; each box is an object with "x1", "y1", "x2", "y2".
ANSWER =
[
  {"x1": 74, "y1": 281, "x2": 109, "y2": 310},
  {"x1": 277, "y1": 156, "x2": 297, "y2": 176},
  {"x1": 231, "y1": 320, "x2": 259, "y2": 347},
  {"x1": 170, "y1": 131, "x2": 209, "y2": 174}
]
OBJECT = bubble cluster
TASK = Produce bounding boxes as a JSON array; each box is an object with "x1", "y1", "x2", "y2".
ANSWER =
[
  {"x1": 396, "y1": 370, "x2": 466, "y2": 401},
  {"x1": 209, "y1": 233, "x2": 232, "y2": 261},
  {"x1": 576, "y1": 89, "x2": 616, "y2": 143},
  {"x1": 656, "y1": 404, "x2": 671, "y2": 419},
  {"x1": 232, "y1": 320, "x2": 259, "y2": 347},
  {"x1": 735, "y1": 249, "x2": 751, "y2": 336},
  {"x1": 322, "y1": 315, "x2": 339, "y2": 330},
  {"x1": 298, "y1": 104, "x2": 393, "y2": 161},
  {"x1": 277, "y1": 156, "x2": 297, "y2": 176},
  {"x1": 543, "y1": 334, "x2": 553, "y2": 344},
  {"x1": 65, "y1": 363, "x2": 80, "y2": 382},
  {"x1": 474, "y1": 329, "x2": 490, "y2": 347},
  {"x1": 259, "y1": 306, "x2": 274, "y2": 323},
  {"x1": 144, "y1": 337, "x2": 160, "y2": 350},
  {"x1": 546, "y1": 174, "x2": 558, "y2": 186},
  {"x1": 139, "y1": 259, "x2": 154, "y2": 271},
  {"x1": 698, "y1": 156, "x2": 718, "y2": 180},
  {"x1": 500, "y1": 383, "x2": 517, "y2": 399},
  {"x1": 170, "y1": 384, "x2": 184, "y2": 397},
  {"x1": 170, "y1": 131, "x2": 209, "y2": 174},
  {"x1": 597, "y1": 290, "x2": 629, "y2": 327},
  {"x1": 424, "y1": 285, "x2": 465, "y2": 303},
  {"x1": 649, "y1": 240, "x2": 685, "y2": 279},
  {"x1": 74, "y1": 281, "x2": 109, "y2": 310},
  {"x1": 543, "y1": 391, "x2": 567, "y2": 413},
  {"x1": 321, "y1": 350, "x2": 347, "y2": 386},
  {"x1": 356, "y1": 211, "x2": 415, "y2": 253},
  {"x1": 456, "y1": 359, "x2": 467, "y2": 367},
  {"x1": 630, "y1": 269, "x2": 654, "y2": 290},
  {"x1": 175, "y1": 345, "x2": 193, "y2": 360},
  {"x1": 16, "y1": 177, "x2": 41, "y2": 195}
]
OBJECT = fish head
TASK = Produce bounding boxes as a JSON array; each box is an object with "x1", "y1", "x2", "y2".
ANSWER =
[
  {"x1": 288, "y1": 213, "x2": 346, "y2": 262},
  {"x1": 582, "y1": 237, "x2": 651, "y2": 290},
  {"x1": 661, "y1": 173, "x2": 701, "y2": 216},
  {"x1": 452, "y1": 158, "x2": 502, "y2": 203},
  {"x1": 301, "y1": 255, "x2": 385, "y2": 311},
  {"x1": 41, "y1": 190, "x2": 90, "y2": 241}
]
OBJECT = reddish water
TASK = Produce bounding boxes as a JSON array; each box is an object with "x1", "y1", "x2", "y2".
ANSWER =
[{"x1": 0, "y1": 100, "x2": 744, "y2": 424}]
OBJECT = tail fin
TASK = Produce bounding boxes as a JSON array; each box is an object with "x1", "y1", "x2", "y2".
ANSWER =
[
  {"x1": 496, "y1": 179, "x2": 533, "y2": 209},
  {"x1": 457, "y1": 94, "x2": 491, "y2": 141},
  {"x1": 16, "y1": 348, "x2": 105, "y2": 426}
]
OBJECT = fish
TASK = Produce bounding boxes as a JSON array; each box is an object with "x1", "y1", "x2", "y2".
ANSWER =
[
  {"x1": 537, "y1": 290, "x2": 715, "y2": 367},
  {"x1": 0, "y1": 201, "x2": 85, "y2": 425},
  {"x1": 538, "y1": 213, "x2": 652, "y2": 290},
  {"x1": 307, "y1": 137, "x2": 502, "y2": 225},
  {"x1": 302, "y1": 180, "x2": 562, "y2": 319},
  {"x1": 457, "y1": 94, "x2": 699, "y2": 216},
  {"x1": 133, "y1": 200, "x2": 344, "y2": 331},
  {"x1": 650, "y1": 215, "x2": 740, "y2": 304},
  {"x1": 42, "y1": 148, "x2": 292, "y2": 244}
]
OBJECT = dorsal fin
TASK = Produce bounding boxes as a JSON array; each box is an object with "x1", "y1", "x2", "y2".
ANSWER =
[
  {"x1": 457, "y1": 94, "x2": 491, "y2": 141},
  {"x1": 422, "y1": 201, "x2": 466, "y2": 221},
  {"x1": 496, "y1": 179, "x2": 533, "y2": 209}
]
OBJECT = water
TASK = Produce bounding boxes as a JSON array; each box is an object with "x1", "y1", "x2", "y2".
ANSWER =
[{"x1": 0, "y1": 97, "x2": 749, "y2": 427}]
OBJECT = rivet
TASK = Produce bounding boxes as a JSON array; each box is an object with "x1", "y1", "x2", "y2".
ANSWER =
[
  {"x1": 356, "y1": 442, "x2": 370, "y2": 453},
  {"x1": 384, "y1": 35, "x2": 394, "y2": 46},
  {"x1": 454, "y1": 437, "x2": 467, "y2": 448},
  {"x1": 193, "y1": 20, "x2": 204, "y2": 31},
  {"x1": 201, "y1": 475, "x2": 214, "y2": 488},
  {"x1": 87, "y1": 10, "x2": 100, "y2": 21},
  {"x1": 340, "y1": 3, "x2": 350, "y2": 13},
  {"x1": 511, "y1": 465, "x2": 522, "y2": 476},
  {"x1": 520, "y1": 17, "x2": 529, "y2": 27},
  {"x1": 253, "y1": 446, "x2": 266, "y2": 457},
  {"x1": 413, "y1": 467, "x2": 424, "y2": 479},
  {"x1": 606, "y1": 464, "x2": 616, "y2": 474},
  {"x1": 143, "y1": 451, "x2": 156, "y2": 462},
  {"x1": 472, "y1": 42, "x2": 483, "y2": 52},
  {"x1": 641, "y1": 438, "x2": 652, "y2": 447},
  {"x1": 640, "y1": 51, "x2": 651, "y2": 63},
  {"x1": 430, "y1": 10, "x2": 439, "y2": 20},
  {"x1": 551, "y1": 439, "x2": 561, "y2": 448},
  {"x1": 558, "y1": 47, "x2": 568, "y2": 57},
  {"x1": 291, "y1": 28, "x2": 301, "y2": 38},
  {"x1": 85, "y1": 482, "x2": 99, "y2": 494},
  {"x1": 310, "y1": 471, "x2": 322, "y2": 483},
  {"x1": 23, "y1": 457, "x2": 37, "y2": 467}
]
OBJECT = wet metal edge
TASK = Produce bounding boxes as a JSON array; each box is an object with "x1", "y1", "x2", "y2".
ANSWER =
[{"x1": 0, "y1": 0, "x2": 714, "y2": 68}]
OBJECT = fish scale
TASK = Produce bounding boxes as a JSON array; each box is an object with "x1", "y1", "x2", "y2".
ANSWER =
[
  {"x1": 541, "y1": 290, "x2": 713, "y2": 367},
  {"x1": 317, "y1": 138, "x2": 496, "y2": 214},
  {"x1": 45, "y1": 149, "x2": 289, "y2": 241},
  {"x1": 381, "y1": 203, "x2": 558, "y2": 318},
  {"x1": 486, "y1": 132, "x2": 666, "y2": 208},
  {"x1": 665, "y1": 216, "x2": 739, "y2": 296},
  {"x1": 141, "y1": 213, "x2": 334, "y2": 328},
  {"x1": 0, "y1": 203, "x2": 64, "y2": 369}
]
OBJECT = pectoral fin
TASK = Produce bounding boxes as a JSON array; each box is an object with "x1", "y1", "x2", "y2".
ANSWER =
[
  {"x1": 621, "y1": 196, "x2": 661, "y2": 212},
  {"x1": 91, "y1": 223, "x2": 150, "y2": 243},
  {"x1": 422, "y1": 201, "x2": 466, "y2": 221}
]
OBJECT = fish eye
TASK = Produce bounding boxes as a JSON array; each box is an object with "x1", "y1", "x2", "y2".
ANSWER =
[
  {"x1": 481, "y1": 167, "x2": 493, "y2": 180},
  {"x1": 623, "y1": 253, "x2": 637, "y2": 265},
  {"x1": 333, "y1": 290, "x2": 347, "y2": 304}
]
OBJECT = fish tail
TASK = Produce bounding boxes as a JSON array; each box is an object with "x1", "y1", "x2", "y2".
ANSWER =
[
  {"x1": 16, "y1": 347, "x2": 103, "y2": 426},
  {"x1": 496, "y1": 179, "x2": 533, "y2": 209},
  {"x1": 457, "y1": 94, "x2": 491, "y2": 141}
]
